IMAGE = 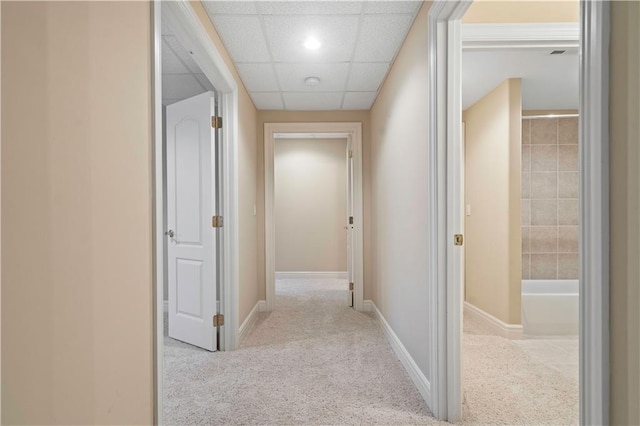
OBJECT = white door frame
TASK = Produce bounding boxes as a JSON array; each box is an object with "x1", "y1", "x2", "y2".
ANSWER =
[
  {"x1": 152, "y1": 1, "x2": 240, "y2": 423},
  {"x1": 427, "y1": 0, "x2": 610, "y2": 423},
  {"x1": 264, "y1": 122, "x2": 364, "y2": 312}
]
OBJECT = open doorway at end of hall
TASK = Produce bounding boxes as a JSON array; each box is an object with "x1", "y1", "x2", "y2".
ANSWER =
[{"x1": 272, "y1": 135, "x2": 352, "y2": 309}]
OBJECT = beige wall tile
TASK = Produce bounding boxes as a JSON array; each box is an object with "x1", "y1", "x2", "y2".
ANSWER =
[
  {"x1": 558, "y1": 117, "x2": 578, "y2": 144},
  {"x1": 522, "y1": 254, "x2": 531, "y2": 279},
  {"x1": 530, "y1": 226, "x2": 558, "y2": 253},
  {"x1": 531, "y1": 145, "x2": 558, "y2": 171},
  {"x1": 522, "y1": 199, "x2": 530, "y2": 225},
  {"x1": 531, "y1": 254, "x2": 558, "y2": 279},
  {"x1": 531, "y1": 200, "x2": 558, "y2": 225},
  {"x1": 558, "y1": 199, "x2": 579, "y2": 225},
  {"x1": 522, "y1": 172, "x2": 531, "y2": 199},
  {"x1": 558, "y1": 253, "x2": 579, "y2": 279},
  {"x1": 558, "y1": 226, "x2": 579, "y2": 253},
  {"x1": 558, "y1": 171, "x2": 579, "y2": 199},
  {"x1": 531, "y1": 172, "x2": 558, "y2": 199},
  {"x1": 531, "y1": 118, "x2": 558, "y2": 144},
  {"x1": 522, "y1": 226, "x2": 531, "y2": 253},
  {"x1": 522, "y1": 144, "x2": 531, "y2": 172},
  {"x1": 559, "y1": 145, "x2": 579, "y2": 171},
  {"x1": 522, "y1": 119, "x2": 531, "y2": 145}
]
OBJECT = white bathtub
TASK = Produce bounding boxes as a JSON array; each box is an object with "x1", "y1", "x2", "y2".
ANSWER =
[{"x1": 521, "y1": 280, "x2": 579, "y2": 336}]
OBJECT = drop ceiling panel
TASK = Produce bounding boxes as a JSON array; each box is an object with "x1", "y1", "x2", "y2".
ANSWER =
[
  {"x1": 251, "y1": 92, "x2": 285, "y2": 110},
  {"x1": 263, "y1": 15, "x2": 360, "y2": 63},
  {"x1": 203, "y1": 1, "x2": 258, "y2": 15},
  {"x1": 163, "y1": 74, "x2": 208, "y2": 101},
  {"x1": 210, "y1": 15, "x2": 271, "y2": 62},
  {"x1": 275, "y1": 63, "x2": 350, "y2": 92},
  {"x1": 353, "y1": 15, "x2": 415, "y2": 62},
  {"x1": 237, "y1": 63, "x2": 280, "y2": 92},
  {"x1": 363, "y1": 1, "x2": 422, "y2": 15},
  {"x1": 342, "y1": 92, "x2": 378, "y2": 109},
  {"x1": 283, "y1": 92, "x2": 344, "y2": 110},
  {"x1": 347, "y1": 62, "x2": 389, "y2": 91},
  {"x1": 258, "y1": 1, "x2": 363, "y2": 15}
]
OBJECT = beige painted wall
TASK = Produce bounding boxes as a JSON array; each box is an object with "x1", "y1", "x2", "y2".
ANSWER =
[
  {"x1": 463, "y1": 79, "x2": 522, "y2": 325},
  {"x1": 463, "y1": 0, "x2": 579, "y2": 23},
  {"x1": 610, "y1": 1, "x2": 640, "y2": 423},
  {"x1": 1, "y1": 2, "x2": 153, "y2": 423},
  {"x1": 257, "y1": 110, "x2": 371, "y2": 299},
  {"x1": 369, "y1": 1, "x2": 433, "y2": 377},
  {"x1": 191, "y1": 1, "x2": 260, "y2": 324},
  {"x1": 275, "y1": 138, "x2": 347, "y2": 272}
]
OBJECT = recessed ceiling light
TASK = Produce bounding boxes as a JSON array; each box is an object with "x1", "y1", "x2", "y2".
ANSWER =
[
  {"x1": 305, "y1": 76, "x2": 321, "y2": 86},
  {"x1": 303, "y1": 37, "x2": 322, "y2": 50}
]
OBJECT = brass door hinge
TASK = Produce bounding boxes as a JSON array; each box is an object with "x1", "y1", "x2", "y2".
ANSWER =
[
  {"x1": 212, "y1": 216, "x2": 224, "y2": 228},
  {"x1": 454, "y1": 234, "x2": 464, "y2": 246},
  {"x1": 349, "y1": 282, "x2": 354, "y2": 291},
  {"x1": 211, "y1": 116, "x2": 222, "y2": 129},
  {"x1": 348, "y1": 150, "x2": 353, "y2": 158},
  {"x1": 349, "y1": 216, "x2": 354, "y2": 225},
  {"x1": 213, "y1": 314, "x2": 224, "y2": 327}
]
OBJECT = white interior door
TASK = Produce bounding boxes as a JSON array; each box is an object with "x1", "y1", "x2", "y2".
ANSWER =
[
  {"x1": 166, "y1": 91, "x2": 218, "y2": 351},
  {"x1": 346, "y1": 138, "x2": 355, "y2": 307}
]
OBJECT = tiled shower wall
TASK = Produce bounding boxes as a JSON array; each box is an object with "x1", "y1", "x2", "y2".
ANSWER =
[{"x1": 522, "y1": 117, "x2": 579, "y2": 280}]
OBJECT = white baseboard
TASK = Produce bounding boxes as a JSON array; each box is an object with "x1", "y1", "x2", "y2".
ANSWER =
[
  {"x1": 464, "y1": 301, "x2": 523, "y2": 340},
  {"x1": 275, "y1": 271, "x2": 348, "y2": 280},
  {"x1": 363, "y1": 300, "x2": 374, "y2": 312},
  {"x1": 368, "y1": 301, "x2": 431, "y2": 406},
  {"x1": 239, "y1": 300, "x2": 266, "y2": 343},
  {"x1": 163, "y1": 300, "x2": 168, "y2": 313}
]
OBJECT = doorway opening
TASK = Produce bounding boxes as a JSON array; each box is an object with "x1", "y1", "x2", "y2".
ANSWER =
[
  {"x1": 264, "y1": 123, "x2": 364, "y2": 313},
  {"x1": 152, "y1": 1, "x2": 241, "y2": 423},
  {"x1": 427, "y1": 0, "x2": 609, "y2": 423}
]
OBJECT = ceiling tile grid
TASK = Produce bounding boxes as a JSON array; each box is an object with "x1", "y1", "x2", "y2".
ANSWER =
[{"x1": 202, "y1": 1, "x2": 423, "y2": 110}]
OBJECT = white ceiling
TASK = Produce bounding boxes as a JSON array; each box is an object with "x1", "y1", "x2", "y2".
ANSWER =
[
  {"x1": 161, "y1": 16, "x2": 215, "y2": 106},
  {"x1": 202, "y1": 1, "x2": 423, "y2": 111},
  {"x1": 462, "y1": 47, "x2": 579, "y2": 111}
]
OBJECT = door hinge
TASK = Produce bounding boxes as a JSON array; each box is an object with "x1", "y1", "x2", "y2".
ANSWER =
[
  {"x1": 349, "y1": 216, "x2": 354, "y2": 225},
  {"x1": 454, "y1": 234, "x2": 464, "y2": 246},
  {"x1": 211, "y1": 116, "x2": 222, "y2": 129},
  {"x1": 212, "y1": 216, "x2": 224, "y2": 228},
  {"x1": 213, "y1": 314, "x2": 224, "y2": 327},
  {"x1": 349, "y1": 282, "x2": 354, "y2": 291},
  {"x1": 348, "y1": 150, "x2": 353, "y2": 158}
]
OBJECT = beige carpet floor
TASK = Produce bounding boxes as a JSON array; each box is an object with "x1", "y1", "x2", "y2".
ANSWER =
[{"x1": 164, "y1": 279, "x2": 578, "y2": 425}]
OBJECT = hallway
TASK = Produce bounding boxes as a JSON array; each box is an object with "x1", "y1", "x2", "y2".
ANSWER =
[{"x1": 163, "y1": 280, "x2": 439, "y2": 425}]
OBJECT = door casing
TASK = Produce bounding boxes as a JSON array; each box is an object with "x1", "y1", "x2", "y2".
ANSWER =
[
  {"x1": 263, "y1": 123, "x2": 365, "y2": 312},
  {"x1": 427, "y1": 0, "x2": 611, "y2": 423}
]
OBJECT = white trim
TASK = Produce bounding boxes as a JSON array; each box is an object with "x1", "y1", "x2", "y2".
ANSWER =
[
  {"x1": 362, "y1": 300, "x2": 374, "y2": 313},
  {"x1": 523, "y1": 114, "x2": 579, "y2": 120},
  {"x1": 428, "y1": 0, "x2": 471, "y2": 421},
  {"x1": 275, "y1": 271, "x2": 348, "y2": 280},
  {"x1": 463, "y1": 302, "x2": 523, "y2": 340},
  {"x1": 238, "y1": 300, "x2": 266, "y2": 344},
  {"x1": 264, "y1": 122, "x2": 365, "y2": 312},
  {"x1": 579, "y1": 1, "x2": 610, "y2": 424},
  {"x1": 154, "y1": 0, "x2": 241, "y2": 422},
  {"x1": 462, "y1": 23, "x2": 579, "y2": 50},
  {"x1": 369, "y1": 301, "x2": 432, "y2": 407},
  {"x1": 151, "y1": 3, "x2": 163, "y2": 424}
]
